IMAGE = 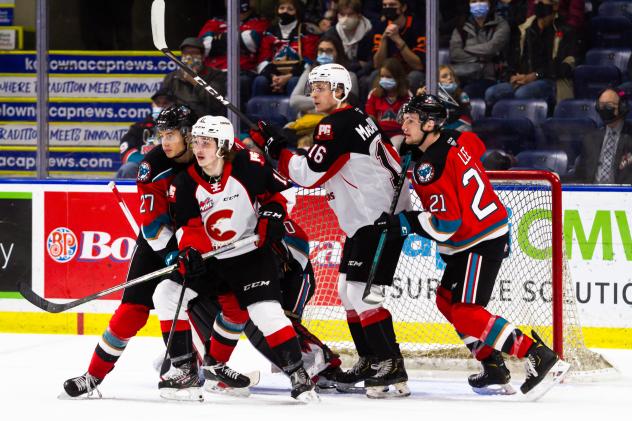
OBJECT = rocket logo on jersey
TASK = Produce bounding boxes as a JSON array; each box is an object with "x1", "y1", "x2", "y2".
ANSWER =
[
  {"x1": 205, "y1": 209, "x2": 237, "y2": 242},
  {"x1": 414, "y1": 162, "x2": 435, "y2": 184},
  {"x1": 46, "y1": 227, "x2": 78, "y2": 263},
  {"x1": 137, "y1": 161, "x2": 151, "y2": 183}
]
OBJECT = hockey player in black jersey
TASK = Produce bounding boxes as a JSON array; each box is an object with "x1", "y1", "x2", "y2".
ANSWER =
[
  {"x1": 260, "y1": 63, "x2": 412, "y2": 398},
  {"x1": 63, "y1": 105, "x2": 198, "y2": 400},
  {"x1": 159, "y1": 115, "x2": 319, "y2": 402}
]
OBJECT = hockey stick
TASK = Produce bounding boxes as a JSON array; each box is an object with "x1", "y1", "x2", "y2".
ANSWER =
[
  {"x1": 18, "y1": 235, "x2": 259, "y2": 313},
  {"x1": 150, "y1": 0, "x2": 257, "y2": 131},
  {"x1": 362, "y1": 153, "x2": 412, "y2": 304},
  {"x1": 160, "y1": 275, "x2": 188, "y2": 376},
  {"x1": 108, "y1": 181, "x2": 140, "y2": 236}
]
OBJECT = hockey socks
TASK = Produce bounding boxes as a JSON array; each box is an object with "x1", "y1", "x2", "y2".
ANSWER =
[
  {"x1": 358, "y1": 308, "x2": 400, "y2": 358},
  {"x1": 346, "y1": 310, "x2": 373, "y2": 357},
  {"x1": 160, "y1": 319, "x2": 193, "y2": 362},
  {"x1": 209, "y1": 312, "x2": 246, "y2": 363},
  {"x1": 88, "y1": 303, "x2": 149, "y2": 379}
]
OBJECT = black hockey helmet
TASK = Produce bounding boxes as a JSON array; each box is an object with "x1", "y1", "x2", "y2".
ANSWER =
[
  {"x1": 155, "y1": 104, "x2": 196, "y2": 134},
  {"x1": 398, "y1": 94, "x2": 448, "y2": 130}
]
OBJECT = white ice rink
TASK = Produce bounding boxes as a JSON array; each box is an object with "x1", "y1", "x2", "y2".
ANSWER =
[{"x1": 1, "y1": 333, "x2": 629, "y2": 421}]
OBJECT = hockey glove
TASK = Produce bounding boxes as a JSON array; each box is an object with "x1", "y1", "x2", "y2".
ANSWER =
[
  {"x1": 374, "y1": 211, "x2": 419, "y2": 240},
  {"x1": 256, "y1": 202, "x2": 286, "y2": 248},
  {"x1": 258, "y1": 120, "x2": 288, "y2": 160},
  {"x1": 177, "y1": 247, "x2": 207, "y2": 284}
]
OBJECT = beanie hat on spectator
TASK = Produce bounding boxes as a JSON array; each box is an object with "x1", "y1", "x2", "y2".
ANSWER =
[{"x1": 179, "y1": 37, "x2": 204, "y2": 53}]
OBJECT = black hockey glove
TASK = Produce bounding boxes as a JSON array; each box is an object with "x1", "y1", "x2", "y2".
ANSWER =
[
  {"x1": 177, "y1": 247, "x2": 207, "y2": 285},
  {"x1": 374, "y1": 211, "x2": 418, "y2": 240},
  {"x1": 258, "y1": 120, "x2": 287, "y2": 160},
  {"x1": 256, "y1": 202, "x2": 286, "y2": 248}
]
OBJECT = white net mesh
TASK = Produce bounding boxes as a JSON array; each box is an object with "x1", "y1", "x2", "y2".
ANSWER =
[{"x1": 289, "y1": 172, "x2": 612, "y2": 374}]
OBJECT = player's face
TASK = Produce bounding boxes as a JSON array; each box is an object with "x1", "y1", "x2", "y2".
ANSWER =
[
  {"x1": 159, "y1": 129, "x2": 186, "y2": 158},
  {"x1": 310, "y1": 81, "x2": 338, "y2": 113},
  {"x1": 191, "y1": 136, "x2": 220, "y2": 168},
  {"x1": 401, "y1": 113, "x2": 424, "y2": 144}
]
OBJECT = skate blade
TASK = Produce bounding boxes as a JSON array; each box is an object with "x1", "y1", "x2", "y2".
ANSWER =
[
  {"x1": 471, "y1": 383, "x2": 517, "y2": 396},
  {"x1": 204, "y1": 380, "x2": 251, "y2": 398},
  {"x1": 57, "y1": 390, "x2": 102, "y2": 400},
  {"x1": 366, "y1": 382, "x2": 410, "y2": 399},
  {"x1": 335, "y1": 383, "x2": 366, "y2": 394},
  {"x1": 294, "y1": 389, "x2": 321, "y2": 403},
  {"x1": 159, "y1": 387, "x2": 203, "y2": 402},
  {"x1": 523, "y1": 360, "x2": 571, "y2": 402}
]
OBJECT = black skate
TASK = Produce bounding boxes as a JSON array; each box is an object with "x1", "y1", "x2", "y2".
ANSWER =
[
  {"x1": 335, "y1": 356, "x2": 378, "y2": 393},
  {"x1": 315, "y1": 364, "x2": 343, "y2": 392},
  {"x1": 364, "y1": 357, "x2": 410, "y2": 399},
  {"x1": 290, "y1": 366, "x2": 320, "y2": 403},
  {"x1": 158, "y1": 358, "x2": 203, "y2": 401},
  {"x1": 468, "y1": 350, "x2": 516, "y2": 395},
  {"x1": 202, "y1": 355, "x2": 259, "y2": 397},
  {"x1": 63, "y1": 372, "x2": 103, "y2": 398},
  {"x1": 521, "y1": 330, "x2": 570, "y2": 395}
]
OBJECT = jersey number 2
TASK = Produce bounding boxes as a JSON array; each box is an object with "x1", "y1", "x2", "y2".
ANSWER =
[{"x1": 462, "y1": 168, "x2": 497, "y2": 220}]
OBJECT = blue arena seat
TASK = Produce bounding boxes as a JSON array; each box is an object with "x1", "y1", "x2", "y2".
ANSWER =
[
  {"x1": 599, "y1": 1, "x2": 632, "y2": 18},
  {"x1": 469, "y1": 98, "x2": 486, "y2": 121},
  {"x1": 491, "y1": 99, "x2": 548, "y2": 125},
  {"x1": 590, "y1": 16, "x2": 632, "y2": 47},
  {"x1": 438, "y1": 49, "x2": 450, "y2": 66},
  {"x1": 553, "y1": 99, "x2": 601, "y2": 123},
  {"x1": 246, "y1": 95, "x2": 295, "y2": 127},
  {"x1": 585, "y1": 48, "x2": 632, "y2": 79},
  {"x1": 513, "y1": 150, "x2": 569, "y2": 176},
  {"x1": 473, "y1": 118, "x2": 535, "y2": 156},
  {"x1": 540, "y1": 118, "x2": 596, "y2": 164},
  {"x1": 573, "y1": 65, "x2": 621, "y2": 99}
]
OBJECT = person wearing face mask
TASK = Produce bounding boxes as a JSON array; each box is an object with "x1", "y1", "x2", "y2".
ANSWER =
[
  {"x1": 116, "y1": 88, "x2": 176, "y2": 179},
  {"x1": 254, "y1": 0, "x2": 319, "y2": 96},
  {"x1": 324, "y1": 0, "x2": 374, "y2": 76},
  {"x1": 161, "y1": 37, "x2": 228, "y2": 119},
  {"x1": 449, "y1": 0, "x2": 510, "y2": 99},
  {"x1": 572, "y1": 88, "x2": 632, "y2": 184},
  {"x1": 370, "y1": 0, "x2": 426, "y2": 94},
  {"x1": 289, "y1": 35, "x2": 359, "y2": 118},
  {"x1": 484, "y1": 0, "x2": 577, "y2": 108},
  {"x1": 365, "y1": 57, "x2": 412, "y2": 149}
]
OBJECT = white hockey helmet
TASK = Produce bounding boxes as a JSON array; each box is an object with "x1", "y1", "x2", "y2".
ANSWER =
[
  {"x1": 308, "y1": 63, "x2": 352, "y2": 103},
  {"x1": 191, "y1": 115, "x2": 235, "y2": 156}
]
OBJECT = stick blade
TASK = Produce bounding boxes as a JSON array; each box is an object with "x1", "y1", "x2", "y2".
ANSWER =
[
  {"x1": 151, "y1": 0, "x2": 168, "y2": 51},
  {"x1": 17, "y1": 281, "x2": 64, "y2": 313}
]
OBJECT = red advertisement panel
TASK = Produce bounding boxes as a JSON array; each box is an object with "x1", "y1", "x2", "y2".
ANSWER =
[{"x1": 44, "y1": 191, "x2": 140, "y2": 299}]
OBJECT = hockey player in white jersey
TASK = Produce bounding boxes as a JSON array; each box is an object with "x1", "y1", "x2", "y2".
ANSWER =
[{"x1": 260, "y1": 63, "x2": 412, "y2": 398}]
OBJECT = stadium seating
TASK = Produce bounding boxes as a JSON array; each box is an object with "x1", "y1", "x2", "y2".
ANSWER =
[
  {"x1": 590, "y1": 16, "x2": 632, "y2": 48},
  {"x1": 598, "y1": 1, "x2": 632, "y2": 18},
  {"x1": 554, "y1": 99, "x2": 601, "y2": 124},
  {"x1": 585, "y1": 48, "x2": 631, "y2": 80},
  {"x1": 473, "y1": 118, "x2": 535, "y2": 155},
  {"x1": 438, "y1": 49, "x2": 450, "y2": 66},
  {"x1": 491, "y1": 99, "x2": 549, "y2": 125},
  {"x1": 469, "y1": 98, "x2": 486, "y2": 121},
  {"x1": 573, "y1": 65, "x2": 621, "y2": 98},
  {"x1": 513, "y1": 150, "x2": 569, "y2": 176},
  {"x1": 540, "y1": 118, "x2": 596, "y2": 165},
  {"x1": 246, "y1": 96, "x2": 296, "y2": 127}
]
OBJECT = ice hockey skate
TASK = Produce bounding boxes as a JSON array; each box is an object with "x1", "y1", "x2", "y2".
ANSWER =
[
  {"x1": 290, "y1": 366, "x2": 320, "y2": 403},
  {"x1": 202, "y1": 355, "x2": 260, "y2": 397},
  {"x1": 335, "y1": 356, "x2": 378, "y2": 393},
  {"x1": 61, "y1": 372, "x2": 103, "y2": 399},
  {"x1": 314, "y1": 364, "x2": 343, "y2": 392},
  {"x1": 364, "y1": 357, "x2": 410, "y2": 399},
  {"x1": 520, "y1": 331, "x2": 570, "y2": 399},
  {"x1": 468, "y1": 350, "x2": 516, "y2": 395},
  {"x1": 158, "y1": 358, "x2": 203, "y2": 401}
]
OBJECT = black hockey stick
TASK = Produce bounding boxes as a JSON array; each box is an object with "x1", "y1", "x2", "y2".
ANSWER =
[
  {"x1": 160, "y1": 275, "x2": 188, "y2": 376},
  {"x1": 362, "y1": 153, "x2": 412, "y2": 304},
  {"x1": 18, "y1": 235, "x2": 258, "y2": 313},
  {"x1": 150, "y1": 0, "x2": 257, "y2": 131}
]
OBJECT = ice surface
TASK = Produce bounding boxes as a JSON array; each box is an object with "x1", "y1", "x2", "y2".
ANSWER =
[{"x1": 1, "y1": 333, "x2": 629, "y2": 420}]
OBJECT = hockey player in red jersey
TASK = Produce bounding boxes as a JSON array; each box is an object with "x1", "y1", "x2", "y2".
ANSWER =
[
  {"x1": 164, "y1": 115, "x2": 319, "y2": 402},
  {"x1": 260, "y1": 63, "x2": 412, "y2": 399},
  {"x1": 375, "y1": 94, "x2": 570, "y2": 396},
  {"x1": 63, "y1": 105, "x2": 197, "y2": 399}
]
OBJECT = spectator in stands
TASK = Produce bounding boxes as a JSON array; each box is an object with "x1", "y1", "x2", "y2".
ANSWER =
[
  {"x1": 253, "y1": 0, "x2": 319, "y2": 96},
  {"x1": 371, "y1": 0, "x2": 426, "y2": 93},
  {"x1": 573, "y1": 88, "x2": 632, "y2": 184},
  {"x1": 526, "y1": 0, "x2": 585, "y2": 30},
  {"x1": 450, "y1": 0, "x2": 510, "y2": 99},
  {"x1": 197, "y1": 0, "x2": 269, "y2": 106},
  {"x1": 116, "y1": 88, "x2": 176, "y2": 179},
  {"x1": 325, "y1": 0, "x2": 374, "y2": 76},
  {"x1": 366, "y1": 57, "x2": 412, "y2": 149},
  {"x1": 161, "y1": 37, "x2": 227, "y2": 118},
  {"x1": 484, "y1": 0, "x2": 576, "y2": 108},
  {"x1": 418, "y1": 65, "x2": 473, "y2": 132},
  {"x1": 289, "y1": 34, "x2": 359, "y2": 117},
  {"x1": 303, "y1": 0, "x2": 339, "y2": 30}
]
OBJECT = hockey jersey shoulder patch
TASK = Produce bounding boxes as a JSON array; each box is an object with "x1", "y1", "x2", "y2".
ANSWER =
[
  {"x1": 137, "y1": 161, "x2": 151, "y2": 183},
  {"x1": 315, "y1": 123, "x2": 334, "y2": 141},
  {"x1": 413, "y1": 161, "x2": 435, "y2": 184}
]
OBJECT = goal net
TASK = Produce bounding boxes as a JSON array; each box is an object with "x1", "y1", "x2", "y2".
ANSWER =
[{"x1": 290, "y1": 170, "x2": 612, "y2": 375}]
